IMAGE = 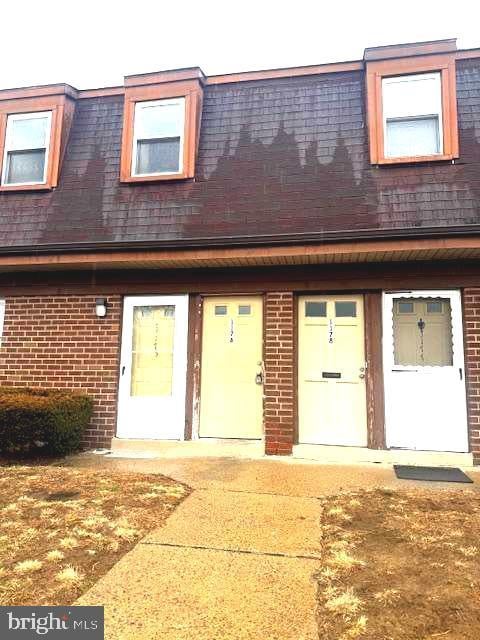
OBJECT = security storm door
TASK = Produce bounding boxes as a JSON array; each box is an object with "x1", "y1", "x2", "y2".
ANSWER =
[
  {"x1": 199, "y1": 297, "x2": 263, "y2": 439},
  {"x1": 117, "y1": 295, "x2": 189, "y2": 439},
  {"x1": 298, "y1": 295, "x2": 367, "y2": 446},
  {"x1": 383, "y1": 291, "x2": 468, "y2": 452}
]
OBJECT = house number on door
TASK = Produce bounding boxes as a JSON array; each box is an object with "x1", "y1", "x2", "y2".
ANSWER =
[{"x1": 328, "y1": 319, "x2": 334, "y2": 344}]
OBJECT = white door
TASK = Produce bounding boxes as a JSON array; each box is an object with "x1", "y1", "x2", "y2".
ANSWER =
[
  {"x1": 298, "y1": 295, "x2": 368, "y2": 446},
  {"x1": 117, "y1": 295, "x2": 189, "y2": 439},
  {"x1": 383, "y1": 290, "x2": 468, "y2": 452}
]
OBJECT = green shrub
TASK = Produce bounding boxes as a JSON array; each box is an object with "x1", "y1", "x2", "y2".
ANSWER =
[{"x1": 0, "y1": 387, "x2": 93, "y2": 456}]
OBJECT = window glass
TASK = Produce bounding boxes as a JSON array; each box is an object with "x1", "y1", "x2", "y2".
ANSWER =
[
  {"x1": 136, "y1": 139, "x2": 180, "y2": 174},
  {"x1": 305, "y1": 301, "x2": 326, "y2": 317},
  {"x1": 130, "y1": 305, "x2": 175, "y2": 397},
  {"x1": 335, "y1": 301, "x2": 357, "y2": 317},
  {"x1": 6, "y1": 149, "x2": 45, "y2": 184},
  {"x1": 238, "y1": 305, "x2": 251, "y2": 315},
  {"x1": 393, "y1": 297, "x2": 453, "y2": 366},
  {"x1": 215, "y1": 305, "x2": 227, "y2": 316},
  {"x1": 427, "y1": 300, "x2": 443, "y2": 313},
  {"x1": 397, "y1": 301, "x2": 414, "y2": 314},
  {"x1": 382, "y1": 73, "x2": 443, "y2": 158},
  {"x1": 133, "y1": 98, "x2": 184, "y2": 175},
  {"x1": 8, "y1": 116, "x2": 49, "y2": 149},
  {"x1": 385, "y1": 116, "x2": 440, "y2": 157}
]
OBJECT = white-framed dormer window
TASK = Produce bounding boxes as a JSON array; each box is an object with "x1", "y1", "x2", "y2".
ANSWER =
[
  {"x1": 382, "y1": 73, "x2": 443, "y2": 159},
  {"x1": 131, "y1": 98, "x2": 185, "y2": 177},
  {"x1": 1, "y1": 111, "x2": 52, "y2": 186}
]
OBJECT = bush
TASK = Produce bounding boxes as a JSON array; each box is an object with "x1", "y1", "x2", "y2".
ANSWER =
[{"x1": 0, "y1": 387, "x2": 93, "y2": 456}]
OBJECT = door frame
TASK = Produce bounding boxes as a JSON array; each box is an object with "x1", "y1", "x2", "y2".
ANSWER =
[
  {"x1": 382, "y1": 289, "x2": 468, "y2": 451},
  {"x1": 116, "y1": 294, "x2": 189, "y2": 440},
  {"x1": 194, "y1": 293, "x2": 265, "y2": 441}
]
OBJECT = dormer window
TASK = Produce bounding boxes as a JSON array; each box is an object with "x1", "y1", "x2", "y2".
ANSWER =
[
  {"x1": 0, "y1": 84, "x2": 76, "y2": 192},
  {"x1": 365, "y1": 41, "x2": 459, "y2": 165},
  {"x1": 120, "y1": 68, "x2": 204, "y2": 183},
  {"x1": 132, "y1": 98, "x2": 185, "y2": 177},
  {"x1": 382, "y1": 73, "x2": 442, "y2": 159},
  {"x1": 2, "y1": 111, "x2": 52, "y2": 186}
]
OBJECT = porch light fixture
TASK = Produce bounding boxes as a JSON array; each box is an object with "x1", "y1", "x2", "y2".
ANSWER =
[{"x1": 95, "y1": 297, "x2": 107, "y2": 318}]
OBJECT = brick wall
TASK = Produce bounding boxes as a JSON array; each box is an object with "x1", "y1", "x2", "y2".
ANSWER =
[
  {"x1": 463, "y1": 289, "x2": 480, "y2": 462},
  {"x1": 0, "y1": 295, "x2": 122, "y2": 448},
  {"x1": 264, "y1": 292, "x2": 295, "y2": 455}
]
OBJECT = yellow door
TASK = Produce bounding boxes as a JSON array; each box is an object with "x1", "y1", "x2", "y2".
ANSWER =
[
  {"x1": 200, "y1": 297, "x2": 263, "y2": 439},
  {"x1": 298, "y1": 295, "x2": 367, "y2": 446}
]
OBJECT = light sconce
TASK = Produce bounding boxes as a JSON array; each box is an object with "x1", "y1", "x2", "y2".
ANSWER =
[{"x1": 95, "y1": 297, "x2": 108, "y2": 318}]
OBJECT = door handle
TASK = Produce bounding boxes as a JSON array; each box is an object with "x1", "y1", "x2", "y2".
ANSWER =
[
  {"x1": 255, "y1": 371, "x2": 264, "y2": 385},
  {"x1": 459, "y1": 367, "x2": 463, "y2": 380},
  {"x1": 121, "y1": 365, "x2": 126, "y2": 376},
  {"x1": 359, "y1": 373, "x2": 365, "y2": 379}
]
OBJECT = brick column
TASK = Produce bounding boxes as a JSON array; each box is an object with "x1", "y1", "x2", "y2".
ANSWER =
[
  {"x1": 264, "y1": 292, "x2": 295, "y2": 455},
  {"x1": 463, "y1": 289, "x2": 480, "y2": 463}
]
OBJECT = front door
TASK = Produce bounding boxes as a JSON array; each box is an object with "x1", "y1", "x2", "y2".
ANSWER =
[
  {"x1": 117, "y1": 295, "x2": 189, "y2": 439},
  {"x1": 298, "y1": 295, "x2": 367, "y2": 446},
  {"x1": 199, "y1": 296, "x2": 263, "y2": 439},
  {"x1": 383, "y1": 290, "x2": 468, "y2": 452}
]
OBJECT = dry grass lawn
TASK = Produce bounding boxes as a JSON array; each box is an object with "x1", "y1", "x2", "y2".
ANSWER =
[
  {"x1": 315, "y1": 487, "x2": 480, "y2": 640},
  {"x1": 0, "y1": 463, "x2": 189, "y2": 605}
]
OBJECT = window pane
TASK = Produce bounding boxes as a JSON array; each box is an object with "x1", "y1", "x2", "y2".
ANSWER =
[
  {"x1": 238, "y1": 305, "x2": 251, "y2": 315},
  {"x1": 5, "y1": 149, "x2": 45, "y2": 184},
  {"x1": 397, "y1": 301, "x2": 414, "y2": 314},
  {"x1": 385, "y1": 116, "x2": 440, "y2": 158},
  {"x1": 382, "y1": 73, "x2": 441, "y2": 119},
  {"x1": 305, "y1": 301, "x2": 326, "y2": 317},
  {"x1": 135, "y1": 138, "x2": 180, "y2": 174},
  {"x1": 335, "y1": 301, "x2": 357, "y2": 317},
  {"x1": 130, "y1": 305, "x2": 175, "y2": 397},
  {"x1": 427, "y1": 301, "x2": 443, "y2": 313},
  {"x1": 215, "y1": 305, "x2": 227, "y2": 316},
  {"x1": 136, "y1": 100, "x2": 184, "y2": 139},
  {"x1": 393, "y1": 297, "x2": 453, "y2": 366},
  {"x1": 7, "y1": 115, "x2": 48, "y2": 149}
]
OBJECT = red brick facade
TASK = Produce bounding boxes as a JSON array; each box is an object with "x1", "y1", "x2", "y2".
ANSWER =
[
  {"x1": 263, "y1": 292, "x2": 295, "y2": 455},
  {"x1": 0, "y1": 289, "x2": 477, "y2": 460},
  {"x1": 463, "y1": 289, "x2": 480, "y2": 462},
  {"x1": 0, "y1": 295, "x2": 122, "y2": 448}
]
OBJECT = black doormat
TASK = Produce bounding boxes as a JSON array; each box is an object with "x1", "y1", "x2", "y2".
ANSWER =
[{"x1": 393, "y1": 465, "x2": 473, "y2": 483}]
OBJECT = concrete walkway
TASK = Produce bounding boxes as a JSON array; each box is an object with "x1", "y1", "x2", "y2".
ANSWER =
[{"x1": 74, "y1": 455, "x2": 480, "y2": 639}]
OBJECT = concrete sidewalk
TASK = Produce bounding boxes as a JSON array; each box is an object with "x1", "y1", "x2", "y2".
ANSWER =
[{"x1": 74, "y1": 455, "x2": 480, "y2": 638}]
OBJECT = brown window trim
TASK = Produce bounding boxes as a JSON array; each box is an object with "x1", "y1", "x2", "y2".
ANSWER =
[
  {"x1": 120, "y1": 77, "x2": 203, "y2": 183},
  {"x1": 366, "y1": 53, "x2": 459, "y2": 165},
  {"x1": 0, "y1": 88, "x2": 75, "y2": 192}
]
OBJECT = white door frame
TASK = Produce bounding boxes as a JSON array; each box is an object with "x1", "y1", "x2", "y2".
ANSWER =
[
  {"x1": 116, "y1": 294, "x2": 189, "y2": 440},
  {"x1": 382, "y1": 289, "x2": 468, "y2": 452}
]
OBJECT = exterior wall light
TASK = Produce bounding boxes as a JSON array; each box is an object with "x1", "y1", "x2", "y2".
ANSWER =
[{"x1": 95, "y1": 297, "x2": 108, "y2": 318}]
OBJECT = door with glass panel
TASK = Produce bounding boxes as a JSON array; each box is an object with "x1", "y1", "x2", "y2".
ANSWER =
[
  {"x1": 117, "y1": 296, "x2": 189, "y2": 439},
  {"x1": 383, "y1": 291, "x2": 468, "y2": 452},
  {"x1": 199, "y1": 297, "x2": 263, "y2": 439},
  {"x1": 298, "y1": 295, "x2": 367, "y2": 446}
]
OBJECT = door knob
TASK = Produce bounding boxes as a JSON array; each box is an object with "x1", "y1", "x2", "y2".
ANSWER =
[
  {"x1": 359, "y1": 373, "x2": 365, "y2": 379},
  {"x1": 255, "y1": 371, "x2": 264, "y2": 385}
]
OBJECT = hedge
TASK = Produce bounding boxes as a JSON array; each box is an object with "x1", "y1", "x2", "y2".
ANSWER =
[{"x1": 0, "y1": 387, "x2": 93, "y2": 456}]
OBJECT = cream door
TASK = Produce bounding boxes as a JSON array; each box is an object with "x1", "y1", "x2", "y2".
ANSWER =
[
  {"x1": 199, "y1": 297, "x2": 263, "y2": 439},
  {"x1": 117, "y1": 295, "x2": 189, "y2": 439},
  {"x1": 384, "y1": 291, "x2": 468, "y2": 452},
  {"x1": 298, "y1": 295, "x2": 367, "y2": 446}
]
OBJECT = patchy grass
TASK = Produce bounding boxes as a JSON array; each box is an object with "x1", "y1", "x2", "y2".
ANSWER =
[
  {"x1": 0, "y1": 464, "x2": 189, "y2": 606},
  {"x1": 315, "y1": 487, "x2": 480, "y2": 640}
]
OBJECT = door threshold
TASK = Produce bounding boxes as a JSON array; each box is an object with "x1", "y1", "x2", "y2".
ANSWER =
[
  {"x1": 293, "y1": 444, "x2": 474, "y2": 467},
  {"x1": 110, "y1": 437, "x2": 265, "y2": 459}
]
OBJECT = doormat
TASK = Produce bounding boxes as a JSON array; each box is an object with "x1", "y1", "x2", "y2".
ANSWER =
[{"x1": 393, "y1": 465, "x2": 473, "y2": 483}]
